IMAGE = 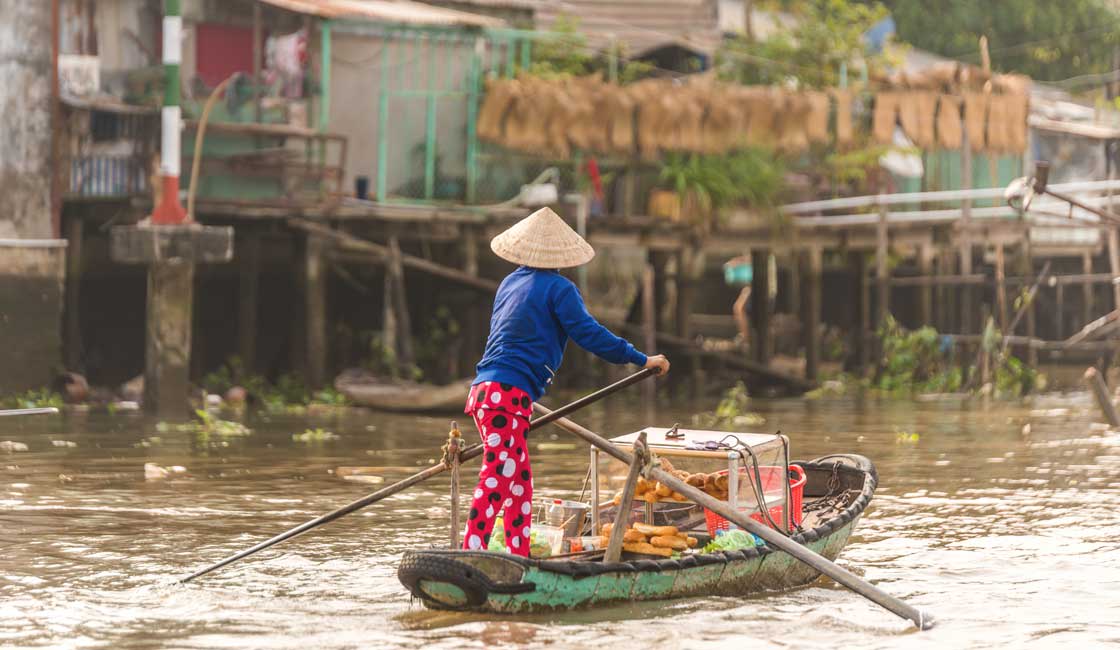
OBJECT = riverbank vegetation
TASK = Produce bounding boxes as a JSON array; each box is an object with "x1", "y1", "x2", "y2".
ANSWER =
[
  {"x1": 201, "y1": 357, "x2": 349, "y2": 414},
  {"x1": 1, "y1": 389, "x2": 64, "y2": 410},
  {"x1": 806, "y1": 315, "x2": 1041, "y2": 398}
]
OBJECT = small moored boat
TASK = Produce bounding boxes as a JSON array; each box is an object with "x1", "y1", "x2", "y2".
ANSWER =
[
  {"x1": 398, "y1": 453, "x2": 876, "y2": 612},
  {"x1": 334, "y1": 369, "x2": 472, "y2": 413}
]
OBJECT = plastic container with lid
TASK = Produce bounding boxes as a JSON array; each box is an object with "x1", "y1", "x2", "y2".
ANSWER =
[{"x1": 530, "y1": 524, "x2": 564, "y2": 558}]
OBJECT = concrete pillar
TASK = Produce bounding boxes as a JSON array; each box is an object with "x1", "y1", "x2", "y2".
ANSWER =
[
  {"x1": 144, "y1": 260, "x2": 194, "y2": 415},
  {"x1": 111, "y1": 225, "x2": 233, "y2": 415}
]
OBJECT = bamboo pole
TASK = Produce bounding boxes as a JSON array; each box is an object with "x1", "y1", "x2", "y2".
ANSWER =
[
  {"x1": 1082, "y1": 251, "x2": 1094, "y2": 327},
  {"x1": 1109, "y1": 228, "x2": 1120, "y2": 310},
  {"x1": 64, "y1": 216, "x2": 83, "y2": 370},
  {"x1": 1001, "y1": 261, "x2": 1052, "y2": 356},
  {"x1": 751, "y1": 249, "x2": 772, "y2": 365},
  {"x1": 603, "y1": 431, "x2": 647, "y2": 563},
  {"x1": 289, "y1": 219, "x2": 498, "y2": 293},
  {"x1": 642, "y1": 265, "x2": 656, "y2": 413},
  {"x1": 803, "y1": 247, "x2": 822, "y2": 382},
  {"x1": 238, "y1": 232, "x2": 260, "y2": 374},
  {"x1": 1024, "y1": 244, "x2": 1039, "y2": 370},
  {"x1": 1084, "y1": 366, "x2": 1120, "y2": 427},
  {"x1": 876, "y1": 201, "x2": 889, "y2": 328},
  {"x1": 448, "y1": 424, "x2": 462, "y2": 549},
  {"x1": 995, "y1": 244, "x2": 1008, "y2": 331},
  {"x1": 305, "y1": 234, "x2": 327, "y2": 388},
  {"x1": 179, "y1": 369, "x2": 660, "y2": 584},
  {"x1": 533, "y1": 403, "x2": 934, "y2": 630},
  {"x1": 388, "y1": 236, "x2": 415, "y2": 368},
  {"x1": 917, "y1": 243, "x2": 933, "y2": 326}
]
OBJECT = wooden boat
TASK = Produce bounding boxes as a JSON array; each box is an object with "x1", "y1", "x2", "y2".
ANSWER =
[
  {"x1": 334, "y1": 369, "x2": 472, "y2": 413},
  {"x1": 398, "y1": 454, "x2": 876, "y2": 612}
]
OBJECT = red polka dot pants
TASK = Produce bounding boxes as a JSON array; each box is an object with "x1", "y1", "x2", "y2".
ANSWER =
[{"x1": 461, "y1": 381, "x2": 534, "y2": 557}]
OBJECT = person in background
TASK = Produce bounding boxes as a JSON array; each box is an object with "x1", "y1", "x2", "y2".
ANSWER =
[{"x1": 462, "y1": 207, "x2": 670, "y2": 556}]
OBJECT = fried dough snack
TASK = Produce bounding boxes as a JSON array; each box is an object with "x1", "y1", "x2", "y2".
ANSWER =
[
  {"x1": 623, "y1": 542, "x2": 673, "y2": 557},
  {"x1": 650, "y1": 535, "x2": 689, "y2": 551},
  {"x1": 632, "y1": 522, "x2": 678, "y2": 537}
]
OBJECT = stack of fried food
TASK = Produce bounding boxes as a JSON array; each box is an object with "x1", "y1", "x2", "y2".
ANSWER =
[
  {"x1": 601, "y1": 522, "x2": 698, "y2": 558},
  {"x1": 609, "y1": 457, "x2": 734, "y2": 504}
]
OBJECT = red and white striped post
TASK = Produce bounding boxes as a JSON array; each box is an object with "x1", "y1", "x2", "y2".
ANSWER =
[
  {"x1": 151, "y1": 0, "x2": 186, "y2": 224},
  {"x1": 109, "y1": 0, "x2": 234, "y2": 416}
]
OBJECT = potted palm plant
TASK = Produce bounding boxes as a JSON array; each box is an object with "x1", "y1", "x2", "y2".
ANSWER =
[{"x1": 650, "y1": 150, "x2": 784, "y2": 227}]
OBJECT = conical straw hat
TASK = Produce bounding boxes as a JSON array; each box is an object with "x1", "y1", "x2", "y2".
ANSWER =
[{"x1": 490, "y1": 207, "x2": 595, "y2": 268}]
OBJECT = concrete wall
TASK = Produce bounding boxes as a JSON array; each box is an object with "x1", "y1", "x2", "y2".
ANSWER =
[
  {"x1": 0, "y1": 0, "x2": 54, "y2": 239},
  {"x1": 0, "y1": 242, "x2": 67, "y2": 393},
  {"x1": 0, "y1": 2, "x2": 68, "y2": 390}
]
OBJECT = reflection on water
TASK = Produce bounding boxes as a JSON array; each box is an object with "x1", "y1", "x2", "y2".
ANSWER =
[{"x1": 3, "y1": 393, "x2": 1120, "y2": 649}]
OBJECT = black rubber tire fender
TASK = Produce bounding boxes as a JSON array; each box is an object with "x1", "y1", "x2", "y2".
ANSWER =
[{"x1": 398, "y1": 552, "x2": 534, "y2": 610}]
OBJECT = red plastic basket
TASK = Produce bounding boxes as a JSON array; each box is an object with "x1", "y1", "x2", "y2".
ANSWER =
[{"x1": 704, "y1": 464, "x2": 806, "y2": 536}]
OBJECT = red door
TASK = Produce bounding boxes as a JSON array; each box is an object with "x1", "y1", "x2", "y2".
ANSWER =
[{"x1": 194, "y1": 23, "x2": 258, "y2": 87}]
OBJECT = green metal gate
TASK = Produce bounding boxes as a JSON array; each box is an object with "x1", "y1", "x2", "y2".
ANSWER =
[{"x1": 323, "y1": 21, "x2": 536, "y2": 205}]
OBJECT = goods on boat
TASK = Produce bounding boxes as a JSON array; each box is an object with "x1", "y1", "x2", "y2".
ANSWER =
[
  {"x1": 399, "y1": 423, "x2": 877, "y2": 612},
  {"x1": 601, "y1": 522, "x2": 699, "y2": 557},
  {"x1": 333, "y1": 369, "x2": 472, "y2": 413},
  {"x1": 487, "y1": 517, "x2": 563, "y2": 558}
]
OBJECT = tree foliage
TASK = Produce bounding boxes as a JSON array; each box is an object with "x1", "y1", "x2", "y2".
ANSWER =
[
  {"x1": 527, "y1": 16, "x2": 653, "y2": 82},
  {"x1": 877, "y1": 0, "x2": 1120, "y2": 83},
  {"x1": 717, "y1": 0, "x2": 890, "y2": 88}
]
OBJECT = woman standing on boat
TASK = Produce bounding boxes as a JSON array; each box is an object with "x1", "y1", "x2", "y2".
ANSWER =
[{"x1": 462, "y1": 207, "x2": 670, "y2": 556}]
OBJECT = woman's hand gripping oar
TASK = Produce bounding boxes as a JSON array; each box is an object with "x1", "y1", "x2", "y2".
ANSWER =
[
  {"x1": 531, "y1": 403, "x2": 935, "y2": 631},
  {"x1": 177, "y1": 368, "x2": 661, "y2": 584}
]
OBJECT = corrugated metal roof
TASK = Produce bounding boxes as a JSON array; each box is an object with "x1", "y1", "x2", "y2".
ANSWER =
[
  {"x1": 258, "y1": 0, "x2": 503, "y2": 27},
  {"x1": 530, "y1": 0, "x2": 720, "y2": 56}
]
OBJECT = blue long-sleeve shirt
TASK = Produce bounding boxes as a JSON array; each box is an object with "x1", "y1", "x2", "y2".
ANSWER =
[{"x1": 474, "y1": 267, "x2": 648, "y2": 400}]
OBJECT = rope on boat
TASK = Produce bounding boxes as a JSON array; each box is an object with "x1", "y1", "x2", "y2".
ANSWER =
[
  {"x1": 440, "y1": 422, "x2": 462, "y2": 469},
  {"x1": 802, "y1": 462, "x2": 859, "y2": 516}
]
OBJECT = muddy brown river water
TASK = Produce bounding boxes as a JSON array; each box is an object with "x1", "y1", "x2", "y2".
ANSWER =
[{"x1": 3, "y1": 392, "x2": 1120, "y2": 649}]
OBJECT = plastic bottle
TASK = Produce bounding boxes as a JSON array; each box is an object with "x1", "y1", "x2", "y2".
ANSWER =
[{"x1": 545, "y1": 499, "x2": 566, "y2": 527}]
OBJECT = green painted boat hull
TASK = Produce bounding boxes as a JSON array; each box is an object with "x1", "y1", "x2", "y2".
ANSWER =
[{"x1": 399, "y1": 455, "x2": 876, "y2": 613}]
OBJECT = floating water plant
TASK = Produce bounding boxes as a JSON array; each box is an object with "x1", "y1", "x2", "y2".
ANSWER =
[
  {"x1": 156, "y1": 410, "x2": 251, "y2": 437},
  {"x1": 292, "y1": 428, "x2": 339, "y2": 443}
]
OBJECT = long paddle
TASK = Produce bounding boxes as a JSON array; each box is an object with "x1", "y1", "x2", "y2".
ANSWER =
[
  {"x1": 533, "y1": 403, "x2": 934, "y2": 630},
  {"x1": 0, "y1": 407, "x2": 60, "y2": 417},
  {"x1": 178, "y1": 368, "x2": 659, "y2": 584}
]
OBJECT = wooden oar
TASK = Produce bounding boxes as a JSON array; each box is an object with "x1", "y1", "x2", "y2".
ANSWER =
[
  {"x1": 533, "y1": 403, "x2": 934, "y2": 631},
  {"x1": 178, "y1": 368, "x2": 660, "y2": 584},
  {"x1": 0, "y1": 407, "x2": 60, "y2": 417}
]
